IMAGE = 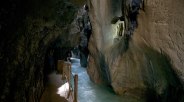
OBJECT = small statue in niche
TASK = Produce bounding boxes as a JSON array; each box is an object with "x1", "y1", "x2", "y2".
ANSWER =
[
  {"x1": 111, "y1": 16, "x2": 126, "y2": 43},
  {"x1": 113, "y1": 20, "x2": 125, "y2": 44},
  {"x1": 116, "y1": 22, "x2": 124, "y2": 37}
]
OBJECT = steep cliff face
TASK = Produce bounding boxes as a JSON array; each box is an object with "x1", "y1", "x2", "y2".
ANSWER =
[
  {"x1": 0, "y1": 0, "x2": 84, "y2": 101},
  {"x1": 87, "y1": 0, "x2": 117, "y2": 84},
  {"x1": 134, "y1": 0, "x2": 184, "y2": 84},
  {"x1": 87, "y1": 0, "x2": 184, "y2": 101}
]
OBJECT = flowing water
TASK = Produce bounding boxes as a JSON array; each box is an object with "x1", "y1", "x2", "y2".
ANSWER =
[
  {"x1": 71, "y1": 58, "x2": 139, "y2": 102},
  {"x1": 40, "y1": 58, "x2": 140, "y2": 102}
]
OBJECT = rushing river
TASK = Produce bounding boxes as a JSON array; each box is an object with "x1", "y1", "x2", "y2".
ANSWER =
[
  {"x1": 40, "y1": 58, "x2": 140, "y2": 102},
  {"x1": 71, "y1": 58, "x2": 139, "y2": 102}
]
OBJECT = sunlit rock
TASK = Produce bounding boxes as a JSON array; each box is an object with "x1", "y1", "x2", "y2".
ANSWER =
[{"x1": 87, "y1": 0, "x2": 184, "y2": 101}]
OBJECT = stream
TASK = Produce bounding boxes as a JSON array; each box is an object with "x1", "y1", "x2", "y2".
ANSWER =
[
  {"x1": 71, "y1": 58, "x2": 139, "y2": 102},
  {"x1": 40, "y1": 58, "x2": 140, "y2": 102}
]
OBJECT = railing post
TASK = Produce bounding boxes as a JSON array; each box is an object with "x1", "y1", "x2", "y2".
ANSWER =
[
  {"x1": 67, "y1": 63, "x2": 71, "y2": 99},
  {"x1": 74, "y1": 74, "x2": 78, "y2": 102},
  {"x1": 68, "y1": 63, "x2": 71, "y2": 89}
]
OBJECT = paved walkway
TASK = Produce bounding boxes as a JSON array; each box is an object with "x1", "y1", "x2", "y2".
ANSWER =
[{"x1": 40, "y1": 72, "x2": 68, "y2": 102}]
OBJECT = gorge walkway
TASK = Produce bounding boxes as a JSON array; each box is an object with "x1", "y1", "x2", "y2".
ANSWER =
[{"x1": 40, "y1": 58, "x2": 140, "y2": 102}]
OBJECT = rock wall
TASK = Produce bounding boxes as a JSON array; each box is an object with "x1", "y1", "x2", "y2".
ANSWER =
[
  {"x1": 134, "y1": 0, "x2": 184, "y2": 84},
  {"x1": 76, "y1": 6, "x2": 92, "y2": 67},
  {"x1": 87, "y1": 0, "x2": 116, "y2": 84},
  {"x1": 0, "y1": 0, "x2": 83, "y2": 101},
  {"x1": 87, "y1": 0, "x2": 184, "y2": 101}
]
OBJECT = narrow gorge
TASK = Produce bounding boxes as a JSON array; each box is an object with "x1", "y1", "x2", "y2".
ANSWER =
[{"x1": 0, "y1": 0, "x2": 184, "y2": 102}]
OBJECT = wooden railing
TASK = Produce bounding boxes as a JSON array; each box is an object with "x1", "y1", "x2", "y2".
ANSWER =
[{"x1": 57, "y1": 60, "x2": 78, "y2": 102}]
